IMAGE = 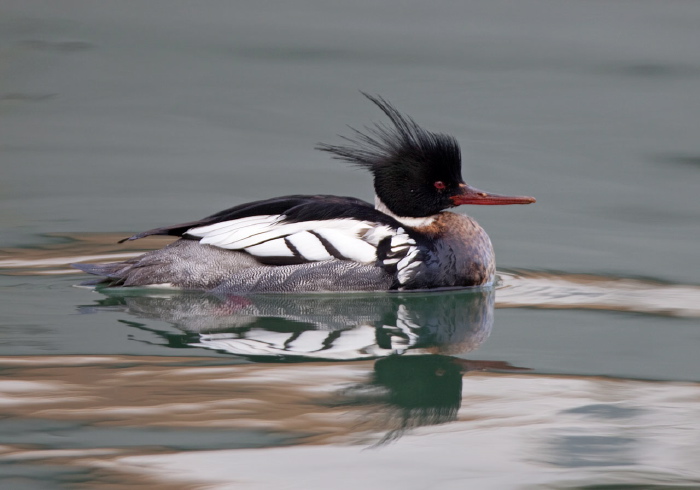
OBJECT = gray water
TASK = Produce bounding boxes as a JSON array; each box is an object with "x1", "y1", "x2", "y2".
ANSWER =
[{"x1": 1, "y1": 1, "x2": 700, "y2": 488}]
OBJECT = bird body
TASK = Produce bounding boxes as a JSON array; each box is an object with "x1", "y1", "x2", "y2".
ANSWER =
[{"x1": 74, "y1": 95, "x2": 534, "y2": 292}]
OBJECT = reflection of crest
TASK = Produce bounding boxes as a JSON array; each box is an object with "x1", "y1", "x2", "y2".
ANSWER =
[
  {"x1": 336, "y1": 354, "x2": 465, "y2": 445},
  {"x1": 84, "y1": 289, "x2": 494, "y2": 361}
]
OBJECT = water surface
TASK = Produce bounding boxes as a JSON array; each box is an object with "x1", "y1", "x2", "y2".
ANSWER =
[{"x1": 1, "y1": 1, "x2": 699, "y2": 488}]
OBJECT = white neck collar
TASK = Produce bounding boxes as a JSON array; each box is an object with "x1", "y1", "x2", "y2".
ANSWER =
[{"x1": 374, "y1": 196, "x2": 437, "y2": 228}]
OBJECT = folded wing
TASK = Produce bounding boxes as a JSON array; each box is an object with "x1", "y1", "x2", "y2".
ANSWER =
[{"x1": 119, "y1": 195, "x2": 417, "y2": 268}]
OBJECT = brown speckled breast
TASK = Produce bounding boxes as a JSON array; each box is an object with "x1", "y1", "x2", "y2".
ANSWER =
[{"x1": 408, "y1": 212, "x2": 495, "y2": 288}]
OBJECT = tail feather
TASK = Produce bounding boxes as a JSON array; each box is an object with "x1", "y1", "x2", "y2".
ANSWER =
[
  {"x1": 72, "y1": 261, "x2": 134, "y2": 286},
  {"x1": 72, "y1": 261, "x2": 128, "y2": 278}
]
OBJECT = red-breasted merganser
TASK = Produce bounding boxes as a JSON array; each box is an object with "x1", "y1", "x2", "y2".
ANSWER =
[{"x1": 74, "y1": 94, "x2": 535, "y2": 292}]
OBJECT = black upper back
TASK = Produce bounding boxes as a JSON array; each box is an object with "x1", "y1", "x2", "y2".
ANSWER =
[{"x1": 119, "y1": 194, "x2": 403, "y2": 243}]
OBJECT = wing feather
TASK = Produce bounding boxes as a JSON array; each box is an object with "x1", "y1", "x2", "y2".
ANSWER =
[
  {"x1": 314, "y1": 228, "x2": 378, "y2": 263},
  {"x1": 285, "y1": 231, "x2": 334, "y2": 261},
  {"x1": 189, "y1": 217, "x2": 394, "y2": 264},
  {"x1": 121, "y1": 195, "x2": 417, "y2": 269},
  {"x1": 244, "y1": 239, "x2": 296, "y2": 258}
]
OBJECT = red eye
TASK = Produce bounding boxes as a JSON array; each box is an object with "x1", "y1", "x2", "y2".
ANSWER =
[{"x1": 434, "y1": 181, "x2": 446, "y2": 190}]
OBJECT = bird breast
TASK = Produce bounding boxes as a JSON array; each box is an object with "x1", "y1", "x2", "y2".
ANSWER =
[{"x1": 406, "y1": 212, "x2": 496, "y2": 288}]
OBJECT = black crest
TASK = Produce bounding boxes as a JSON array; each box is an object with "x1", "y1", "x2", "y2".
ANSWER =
[{"x1": 317, "y1": 93, "x2": 464, "y2": 217}]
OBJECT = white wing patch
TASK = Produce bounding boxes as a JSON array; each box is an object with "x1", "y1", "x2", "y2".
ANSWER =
[
  {"x1": 285, "y1": 231, "x2": 333, "y2": 261},
  {"x1": 243, "y1": 240, "x2": 296, "y2": 258},
  {"x1": 190, "y1": 215, "x2": 282, "y2": 248},
  {"x1": 313, "y1": 228, "x2": 377, "y2": 263},
  {"x1": 187, "y1": 215, "x2": 398, "y2": 264}
]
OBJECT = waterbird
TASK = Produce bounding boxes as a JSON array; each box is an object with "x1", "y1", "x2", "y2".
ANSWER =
[{"x1": 74, "y1": 94, "x2": 535, "y2": 292}]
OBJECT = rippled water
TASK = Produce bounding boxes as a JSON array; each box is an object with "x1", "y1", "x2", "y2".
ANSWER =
[{"x1": 2, "y1": 1, "x2": 700, "y2": 488}]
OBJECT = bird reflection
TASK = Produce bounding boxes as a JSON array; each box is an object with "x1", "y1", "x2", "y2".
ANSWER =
[
  {"x1": 85, "y1": 288, "x2": 495, "y2": 360},
  {"x1": 81, "y1": 288, "x2": 526, "y2": 443}
]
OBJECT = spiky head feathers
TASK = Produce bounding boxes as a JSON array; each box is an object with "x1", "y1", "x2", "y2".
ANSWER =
[{"x1": 316, "y1": 93, "x2": 465, "y2": 218}]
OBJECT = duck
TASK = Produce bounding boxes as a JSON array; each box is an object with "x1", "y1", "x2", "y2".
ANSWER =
[{"x1": 74, "y1": 94, "x2": 535, "y2": 293}]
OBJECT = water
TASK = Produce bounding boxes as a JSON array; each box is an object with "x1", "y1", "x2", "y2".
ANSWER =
[{"x1": 1, "y1": 1, "x2": 700, "y2": 488}]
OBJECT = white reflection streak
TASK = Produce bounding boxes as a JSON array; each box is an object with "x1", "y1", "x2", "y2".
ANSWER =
[
  {"x1": 497, "y1": 272, "x2": 700, "y2": 318},
  {"x1": 0, "y1": 253, "x2": 141, "y2": 268}
]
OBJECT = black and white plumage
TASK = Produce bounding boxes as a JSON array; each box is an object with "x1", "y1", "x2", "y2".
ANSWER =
[{"x1": 74, "y1": 94, "x2": 535, "y2": 292}]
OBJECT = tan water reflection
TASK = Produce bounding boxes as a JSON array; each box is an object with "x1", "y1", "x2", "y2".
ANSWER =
[
  {"x1": 0, "y1": 233, "x2": 173, "y2": 274},
  {"x1": 1, "y1": 356, "x2": 698, "y2": 488}
]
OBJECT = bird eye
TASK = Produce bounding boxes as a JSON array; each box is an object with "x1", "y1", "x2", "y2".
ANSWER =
[{"x1": 434, "y1": 181, "x2": 446, "y2": 190}]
